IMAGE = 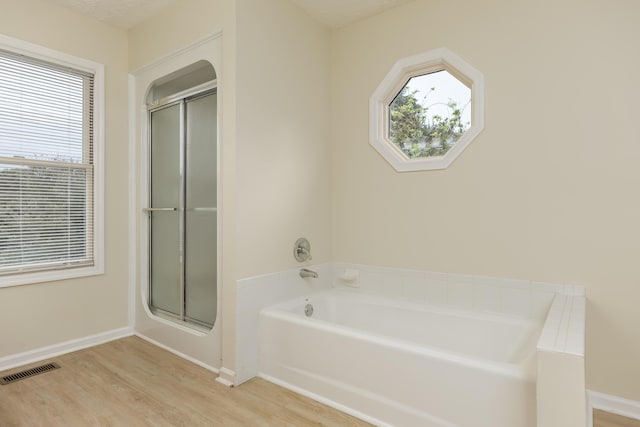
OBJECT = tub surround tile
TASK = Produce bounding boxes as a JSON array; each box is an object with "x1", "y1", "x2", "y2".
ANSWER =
[
  {"x1": 531, "y1": 290, "x2": 556, "y2": 320},
  {"x1": 332, "y1": 264, "x2": 363, "y2": 289},
  {"x1": 238, "y1": 262, "x2": 585, "y2": 385},
  {"x1": 380, "y1": 270, "x2": 401, "y2": 298},
  {"x1": 473, "y1": 284, "x2": 502, "y2": 313},
  {"x1": 423, "y1": 273, "x2": 447, "y2": 305},
  {"x1": 402, "y1": 274, "x2": 426, "y2": 302},
  {"x1": 501, "y1": 287, "x2": 532, "y2": 317},
  {"x1": 495, "y1": 277, "x2": 532, "y2": 291},
  {"x1": 335, "y1": 263, "x2": 376, "y2": 293},
  {"x1": 536, "y1": 289, "x2": 587, "y2": 427},
  {"x1": 238, "y1": 262, "x2": 586, "y2": 426},
  {"x1": 236, "y1": 263, "x2": 333, "y2": 385},
  {"x1": 537, "y1": 293, "x2": 585, "y2": 357},
  {"x1": 555, "y1": 300, "x2": 572, "y2": 350},
  {"x1": 537, "y1": 295, "x2": 564, "y2": 347},
  {"x1": 569, "y1": 284, "x2": 586, "y2": 296},
  {"x1": 329, "y1": 263, "x2": 583, "y2": 322},
  {"x1": 445, "y1": 277, "x2": 474, "y2": 309},
  {"x1": 423, "y1": 271, "x2": 447, "y2": 286},
  {"x1": 336, "y1": 268, "x2": 361, "y2": 287},
  {"x1": 532, "y1": 281, "x2": 564, "y2": 294},
  {"x1": 565, "y1": 297, "x2": 586, "y2": 356}
]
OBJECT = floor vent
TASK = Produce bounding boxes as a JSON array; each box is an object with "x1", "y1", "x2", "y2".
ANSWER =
[{"x1": 0, "y1": 363, "x2": 60, "y2": 385}]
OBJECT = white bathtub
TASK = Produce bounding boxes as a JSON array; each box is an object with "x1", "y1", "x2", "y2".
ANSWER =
[{"x1": 258, "y1": 289, "x2": 541, "y2": 427}]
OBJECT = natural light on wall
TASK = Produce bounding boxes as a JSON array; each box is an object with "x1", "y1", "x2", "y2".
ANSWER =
[{"x1": 370, "y1": 48, "x2": 484, "y2": 172}]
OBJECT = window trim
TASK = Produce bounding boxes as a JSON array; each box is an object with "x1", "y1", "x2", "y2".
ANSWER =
[
  {"x1": 370, "y1": 47, "x2": 485, "y2": 172},
  {"x1": 0, "y1": 33, "x2": 104, "y2": 288}
]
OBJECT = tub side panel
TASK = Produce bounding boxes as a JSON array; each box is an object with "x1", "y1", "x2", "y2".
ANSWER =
[
  {"x1": 537, "y1": 351, "x2": 586, "y2": 427},
  {"x1": 259, "y1": 312, "x2": 536, "y2": 427}
]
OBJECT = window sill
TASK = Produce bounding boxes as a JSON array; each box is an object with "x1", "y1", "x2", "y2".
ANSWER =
[{"x1": 0, "y1": 264, "x2": 104, "y2": 288}]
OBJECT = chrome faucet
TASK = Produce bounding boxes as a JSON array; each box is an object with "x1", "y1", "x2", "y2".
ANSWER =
[
  {"x1": 294, "y1": 238, "x2": 312, "y2": 262},
  {"x1": 296, "y1": 245, "x2": 312, "y2": 261},
  {"x1": 299, "y1": 268, "x2": 319, "y2": 279}
]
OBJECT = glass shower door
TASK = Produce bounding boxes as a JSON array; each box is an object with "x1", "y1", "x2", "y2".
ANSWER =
[
  {"x1": 149, "y1": 103, "x2": 182, "y2": 317},
  {"x1": 147, "y1": 88, "x2": 217, "y2": 329},
  {"x1": 184, "y1": 92, "x2": 217, "y2": 326}
]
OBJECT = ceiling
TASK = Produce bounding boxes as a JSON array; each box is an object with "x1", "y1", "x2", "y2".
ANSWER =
[
  {"x1": 46, "y1": 0, "x2": 413, "y2": 29},
  {"x1": 290, "y1": 0, "x2": 414, "y2": 28},
  {"x1": 47, "y1": 0, "x2": 178, "y2": 29}
]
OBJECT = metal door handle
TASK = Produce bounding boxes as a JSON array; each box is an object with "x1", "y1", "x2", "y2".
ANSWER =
[{"x1": 142, "y1": 207, "x2": 177, "y2": 214}]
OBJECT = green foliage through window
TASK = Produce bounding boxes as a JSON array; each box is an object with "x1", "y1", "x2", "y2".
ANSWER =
[
  {"x1": 0, "y1": 47, "x2": 94, "y2": 275},
  {"x1": 389, "y1": 74, "x2": 470, "y2": 159}
]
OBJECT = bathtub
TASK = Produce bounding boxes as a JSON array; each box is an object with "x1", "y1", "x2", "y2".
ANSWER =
[{"x1": 258, "y1": 289, "x2": 541, "y2": 427}]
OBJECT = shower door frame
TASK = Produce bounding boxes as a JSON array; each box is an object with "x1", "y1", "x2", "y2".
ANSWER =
[
  {"x1": 145, "y1": 81, "x2": 217, "y2": 331},
  {"x1": 131, "y1": 33, "x2": 223, "y2": 376}
]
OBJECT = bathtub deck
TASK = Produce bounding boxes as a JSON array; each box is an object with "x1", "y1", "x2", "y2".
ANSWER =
[{"x1": 0, "y1": 336, "x2": 370, "y2": 426}]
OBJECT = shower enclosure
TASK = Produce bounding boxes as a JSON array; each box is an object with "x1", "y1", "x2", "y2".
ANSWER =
[{"x1": 145, "y1": 82, "x2": 217, "y2": 330}]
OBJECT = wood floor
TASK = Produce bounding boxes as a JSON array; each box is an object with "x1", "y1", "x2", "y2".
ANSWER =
[
  {"x1": 0, "y1": 337, "x2": 370, "y2": 427},
  {"x1": 595, "y1": 409, "x2": 640, "y2": 427},
  {"x1": 1, "y1": 336, "x2": 638, "y2": 427}
]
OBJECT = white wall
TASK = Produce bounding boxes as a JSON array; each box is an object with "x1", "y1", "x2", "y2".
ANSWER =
[
  {"x1": 330, "y1": 0, "x2": 640, "y2": 401},
  {"x1": 0, "y1": 0, "x2": 130, "y2": 357}
]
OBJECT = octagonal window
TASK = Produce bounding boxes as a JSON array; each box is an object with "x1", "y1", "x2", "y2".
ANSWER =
[
  {"x1": 370, "y1": 48, "x2": 484, "y2": 172},
  {"x1": 389, "y1": 70, "x2": 471, "y2": 159}
]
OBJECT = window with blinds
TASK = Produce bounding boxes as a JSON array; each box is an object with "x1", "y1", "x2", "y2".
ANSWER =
[{"x1": 0, "y1": 48, "x2": 95, "y2": 276}]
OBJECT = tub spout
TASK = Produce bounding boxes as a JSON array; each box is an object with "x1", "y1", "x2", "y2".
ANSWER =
[{"x1": 300, "y1": 268, "x2": 318, "y2": 279}]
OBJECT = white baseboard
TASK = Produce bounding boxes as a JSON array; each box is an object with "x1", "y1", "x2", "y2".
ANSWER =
[
  {"x1": 216, "y1": 367, "x2": 236, "y2": 387},
  {"x1": 134, "y1": 332, "x2": 220, "y2": 374},
  {"x1": 0, "y1": 327, "x2": 134, "y2": 372},
  {"x1": 588, "y1": 390, "x2": 640, "y2": 427}
]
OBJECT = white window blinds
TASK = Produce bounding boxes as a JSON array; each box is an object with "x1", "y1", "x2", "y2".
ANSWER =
[{"x1": 0, "y1": 49, "x2": 95, "y2": 275}]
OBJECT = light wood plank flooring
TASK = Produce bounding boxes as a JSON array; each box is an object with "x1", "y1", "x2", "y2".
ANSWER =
[
  {"x1": 1, "y1": 336, "x2": 638, "y2": 426},
  {"x1": 595, "y1": 409, "x2": 640, "y2": 427},
  {"x1": 0, "y1": 336, "x2": 370, "y2": 427}
]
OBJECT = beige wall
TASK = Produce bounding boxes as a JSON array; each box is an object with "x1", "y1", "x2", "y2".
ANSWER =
[
  {"x1": 128, "y1": 0, "x2": 226, "y2": 72},
  {"x1": 331, "y1": 0, "x2": 640, "y2": 400},
  {"x1": 0, "y1": 0, "x2": 130, "y2": 356},
  {"x1": 4, "y1": 0, "x2": 635, "y2": 403},
  {"x1": 127, "y1": 0, "x2": 238, "y2": 372},
  {"x1": 128, "y1": 0, "x2": 331, "y2": 375},
  {"x1": 235, "y1": 0, "x2": 331, "y2": 279}
]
